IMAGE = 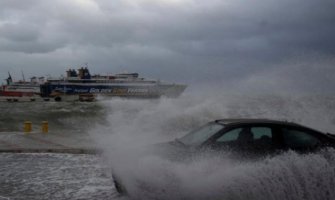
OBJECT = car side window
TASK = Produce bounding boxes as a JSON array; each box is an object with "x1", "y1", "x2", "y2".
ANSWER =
[
  {"x1": 251, "y1": 127, "x2": 273, "y2": 149},
  {"x1": 282, "y1": 128, "x2": 320, "y2": 149},
  {"x1": 216, "y1": 127, "x2": 273, "y2": 149},
  {"x1": 216, "y1": 128, "x2": 242, "y2": 142},
  {"x1": 252, "y1": 127, "x2": 272, "y2": 139}
]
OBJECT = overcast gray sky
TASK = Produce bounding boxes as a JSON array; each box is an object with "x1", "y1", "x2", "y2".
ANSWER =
[{"x1": 0, "y1": 0, "x2": 334, "y2": 93}]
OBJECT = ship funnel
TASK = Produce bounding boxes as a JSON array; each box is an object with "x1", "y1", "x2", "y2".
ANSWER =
[
  {"x1": 78, "y1": 67, "x2": 84, "y2": 79},
  {"x1": 83, "y1": 67, "x2": 91, "y2": 79},
  {"x1": 67, "y1": 69, "x2": 78, "y2": 78},
  {"x1": 66, "y1": 69, "x2": 71, "y2": 78}
]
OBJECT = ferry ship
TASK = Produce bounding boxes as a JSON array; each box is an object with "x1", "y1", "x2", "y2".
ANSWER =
[
  {"x1": 40, "y1": 68, "x2": 186, "y2": 101},
  {"x1": 0, "y1": 74, "x2": 43, "y2": 101}
]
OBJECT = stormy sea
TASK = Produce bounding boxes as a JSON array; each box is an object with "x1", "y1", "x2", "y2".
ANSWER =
[{"x1": 1, "y1": 93, "x2": 335, "y2": 200}]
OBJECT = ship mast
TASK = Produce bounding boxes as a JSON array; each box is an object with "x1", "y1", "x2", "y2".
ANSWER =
[{"x1": 21, "y1": 70, "x2": 26, "y2": 82}]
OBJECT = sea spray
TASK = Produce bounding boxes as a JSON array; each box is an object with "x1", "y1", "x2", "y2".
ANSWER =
[
  {"x1": 107, "y1": 146, "x2": 335, "y2": 200},
  {"x1": 92, "y1": 94, "x2": 335, "y2": 199}
]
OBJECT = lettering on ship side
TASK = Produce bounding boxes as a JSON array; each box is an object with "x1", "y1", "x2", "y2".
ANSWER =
[
  {"x1": 100, "y1": 89, "x2": 113, "y2": 93},
  {"x1": 127, "y1": 88, "x2": 148, "y2": 93},
  {"x1": 89, "y1": 88, "x2": 100, "y2": 93},
  {"x1": 89, "y1": 88, "x2": 127, "y2": 94},
  {"x1": 86, "y1": 88, "x2": 150, "y2": 95},
  {"x1": 74, "y1": 89, "x2": 89, "y2": 93},
  {"x1": 112, "y1": 88, "x2": 127, "y2": 94}
]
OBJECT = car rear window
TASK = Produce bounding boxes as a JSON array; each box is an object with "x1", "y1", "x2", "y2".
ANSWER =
[{"x1": 282, "y1": 128, "x2": 320, "y2": 149}]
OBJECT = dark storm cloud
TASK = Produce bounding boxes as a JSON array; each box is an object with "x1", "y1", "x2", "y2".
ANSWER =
[{"x1": 0, "y1": 0, "x2": 334, "y2": 92}]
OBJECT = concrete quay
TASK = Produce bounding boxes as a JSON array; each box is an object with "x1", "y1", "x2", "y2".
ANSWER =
[{"x1": 0, "y1": 131, "x2": 100, "y2": 154}]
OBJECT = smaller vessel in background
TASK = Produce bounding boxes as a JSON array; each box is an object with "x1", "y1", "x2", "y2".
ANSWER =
[{"x1": 0, "y1": 73, "x2": 44, "y2": 101}]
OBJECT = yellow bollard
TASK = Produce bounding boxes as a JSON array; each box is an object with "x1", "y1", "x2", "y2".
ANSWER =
[
  {"x1": 41, "y1": 121, "x2": 48, "y2": 133},
  {"x1": 24, "y1": 121, "x2": 32, "y2": 134}
]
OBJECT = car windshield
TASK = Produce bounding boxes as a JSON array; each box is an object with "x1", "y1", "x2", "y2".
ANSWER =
[{"x1": 177, "y1": 123, "x2": 224, "y2": 146}]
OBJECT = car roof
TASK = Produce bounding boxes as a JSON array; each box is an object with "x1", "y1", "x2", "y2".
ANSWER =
[{"x1": 215, "y1": 118, "x2": 304, "y2": 127}]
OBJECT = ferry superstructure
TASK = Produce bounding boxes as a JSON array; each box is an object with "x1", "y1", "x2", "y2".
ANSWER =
[{"x1": 40, "y1": 68, "x2": 186, "y2": 101}]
